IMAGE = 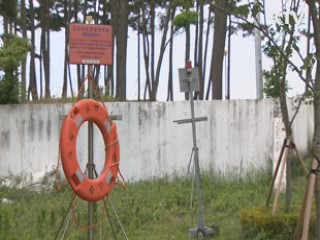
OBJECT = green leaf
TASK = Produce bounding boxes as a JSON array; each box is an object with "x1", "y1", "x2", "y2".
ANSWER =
[
  {"x1": 301, "y1": 54, "x2": 315, "y2": 70},
  {"x1": 0, "y1": 34, "x2": 30, "y2": 104},
  {"x1": 233, "y1": 4, "x2": 250, "y2": 18},
  {"x1": 172, "y1": 10, "x2": 198, "y2": 29},
  {"x1": 251, "y1": 1, "x2": 263, "y2": 18}
]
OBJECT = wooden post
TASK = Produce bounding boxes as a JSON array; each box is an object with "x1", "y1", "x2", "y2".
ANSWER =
[
  {"x1": 300, "y1": 158, "x2": 318, "y2": 240},
  {"x1": 272, "y1": 139, "x2": 290, "y2": 214},
  {"x1": 293, "y1": 144, "x2": 308, "y2": 176},
  {"x1": 293, "y1": 182, "x2": 309, "y2": 240},
  {"x1": 266, "y1": 138, "x2": 287, "y2": 207}
]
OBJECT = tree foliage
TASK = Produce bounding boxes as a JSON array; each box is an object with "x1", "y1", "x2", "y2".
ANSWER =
[
  {"x1": 0, "y1": 0, "x2": 310, "y2": 102},
  {"x1": 0, "y1": 34, "x2": 30, "y2": 104},
  {"x1": 172, "y1": 10, "x2": 198, "y2": 29}
]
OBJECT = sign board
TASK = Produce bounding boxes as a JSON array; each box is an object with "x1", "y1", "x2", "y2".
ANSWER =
[
  {"x1": 178, "y1": 67, "x2": 200, "y2": 92},
  {"x1": 69, "y1": 23, "x2": 112, "y2": 65}
]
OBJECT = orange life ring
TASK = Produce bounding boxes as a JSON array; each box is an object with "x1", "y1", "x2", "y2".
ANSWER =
[{"x1": 60, "y1": 99, "x2": 120, "y2": 202}]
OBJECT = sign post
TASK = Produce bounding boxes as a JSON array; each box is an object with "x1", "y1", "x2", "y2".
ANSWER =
[
  {"x1": 175, "y1": 61, "x2": 218, "y2": 238},
  {"x1": 69, "y1": 17, "x2": 114, "y2": 240},
  {"x1": 85, "y1": 16, "x2": 95, "y2": 240}
]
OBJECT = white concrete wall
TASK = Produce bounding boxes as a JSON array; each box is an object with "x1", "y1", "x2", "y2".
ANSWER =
[{"x1": 0, "y1": 99, "x2": 314, "y2": 182}]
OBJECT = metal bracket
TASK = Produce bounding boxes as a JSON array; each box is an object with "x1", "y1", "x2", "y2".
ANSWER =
[
  {"x1": 109, "y1": 115, "x2": 123, "y2": 121},
  {"x1": 173, "y1": 117, "x2": 207, "y2": 124}
]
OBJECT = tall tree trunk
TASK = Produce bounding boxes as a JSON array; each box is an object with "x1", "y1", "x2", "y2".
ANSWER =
[
  {"x1": 40, "y1": 0, "x2": 45, "y2": 99},
  {"x1": 94, "y1": 65, "x2": 100, "y2": 86},
  {"x1": 210, "y1": 0, "x2": 228, "y2": 99},
  {"x1": 314, "y1": 39, "x2": 320, "y2": 240},
  {"x1": 62, "y1": 0, "x2": 70, "y2": 98},
  {"x1": 185, "y1": 25, "x2": 191, "y2": 68},
  {"x1": 141, "y1": 3, "x2": 151, "y2": 100},
  {"x1": 39, "y1": 52, "x2": 43, "y2": 99},
  {"x1": 93, "y1": 0, "x2": 101, "y2": 91},
  {"x1": 305, "y1": 1, "x2": 320, "y2": 238},
  {"x1": 40, "y1": 0, "x2": 50, "y2": 99},
  {"x1": 205, "y1": 10, "x2": 212, "y2": 100},
  {"x1": 279, "y1": 36, "x2": 294, "y2": 212},
  {"x1": 195, "y1": 0, "x2": 204, "y2": 99},
  {"x1": 44, "y1": 30, "x2": 50, "y2": 98},
  {"x1": 93, "y1": 0, "x2": 97, "y2": 23},
  {"x1": 194, "y1": 0, "x2": 199, "y2": 67},
  {"x1": 20, "y1": 0, "x2": 27, "y2": 101},
  {"x1": 112, "y1": 0, "x2": 128, "y2": 101},
  {"x1": 143, "y1": 32, "x2": 151, "y2": 100},
  {"x1": 76, "y1": 0, "x2": 83, "y2": 95},
  {"x1": 150, "y1": 2, "x2": 171, "y2": 101},
  {"x1": 3, "y1": 1, "x2": 8, "y2": 35},
  {"x1": 106, "y1": 0, "x2": 115, "y2": 97},
  {"x1": 106, "y1": 66, "x2": 113, "y2": 96},
  {"x1": 277, "y1": 4, "x2": 299, "y2": 210},
  {"x1": 138, "y1": 18, "x2": 141, "y2": 101},
  {"x1": 184, "y1": 24, "x2": 191, "y2": 100},
  {"x1": 150, "y1": 0, "x2": 155, "y2": 94},
  {"x1": 75, "y1": 0, "x2": 87, "y2": 96},
  {"x1": 117, "y1": 0, "x2": 128, "y2": 100},
  {"x1": 167, "y1": 6, "x2": 176, "y2": 101},
  {"x1": 44, "y1": 0, "x2": 50, "y2": 99},
  {"x1": 28, "y1": 0, "x2": 38, "y2": 100},
  {"x1": 99, "y1": 0, "x2": 112, "y2": 97}
]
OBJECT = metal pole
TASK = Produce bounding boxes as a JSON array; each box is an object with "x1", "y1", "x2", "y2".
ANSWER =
[
  {"x1": 188, "y1": 73, "x2": 204, "y2": 230},
  {"x1": 88, "y1": 64, "x2": 94, "y2": 240},
  {"x1": 86, "y1": 16, "x2": 94, "y2": 240}
]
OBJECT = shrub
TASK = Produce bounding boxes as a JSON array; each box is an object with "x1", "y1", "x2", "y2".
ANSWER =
[{"x1": 240, "y1": 206, "x2": 315, "y2": 240}]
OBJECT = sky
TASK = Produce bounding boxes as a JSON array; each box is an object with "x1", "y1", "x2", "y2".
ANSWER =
[{"x1": 44, "y1": 1, "x2": 309, "y2": 101}]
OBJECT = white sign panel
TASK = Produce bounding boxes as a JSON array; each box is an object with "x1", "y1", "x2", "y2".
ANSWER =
[{"x1": 178, "y1": 67, "x2": 200, "y2": 92}]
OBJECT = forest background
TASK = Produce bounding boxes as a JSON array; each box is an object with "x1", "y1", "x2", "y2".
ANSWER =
[{"x1": 0, "y1": 0, "x2": 308, "y2": 103}]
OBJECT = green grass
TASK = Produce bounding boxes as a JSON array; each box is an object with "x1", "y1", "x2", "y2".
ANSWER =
[{"x1": 0, "y1": 169, "x2": 309, "y2": 240}]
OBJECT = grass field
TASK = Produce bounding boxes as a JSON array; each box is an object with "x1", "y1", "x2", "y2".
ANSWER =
[{"x1": 0, "y1": 169, "x2": 309, "y2": 240}]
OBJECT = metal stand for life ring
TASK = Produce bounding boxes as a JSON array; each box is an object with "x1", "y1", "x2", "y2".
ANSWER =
[
  {"x1": 87, "y1": 64, "x2": 94, "y2": 240},
  {"x1": 175, "y1": 61, "x2": 218, "y2": 239},
  {"x1": 85, "y1": 18, "x2": 123, "y2": 239},
  {"x1": 55, "y1": 16, "x2": 126, "y2": 240}
]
